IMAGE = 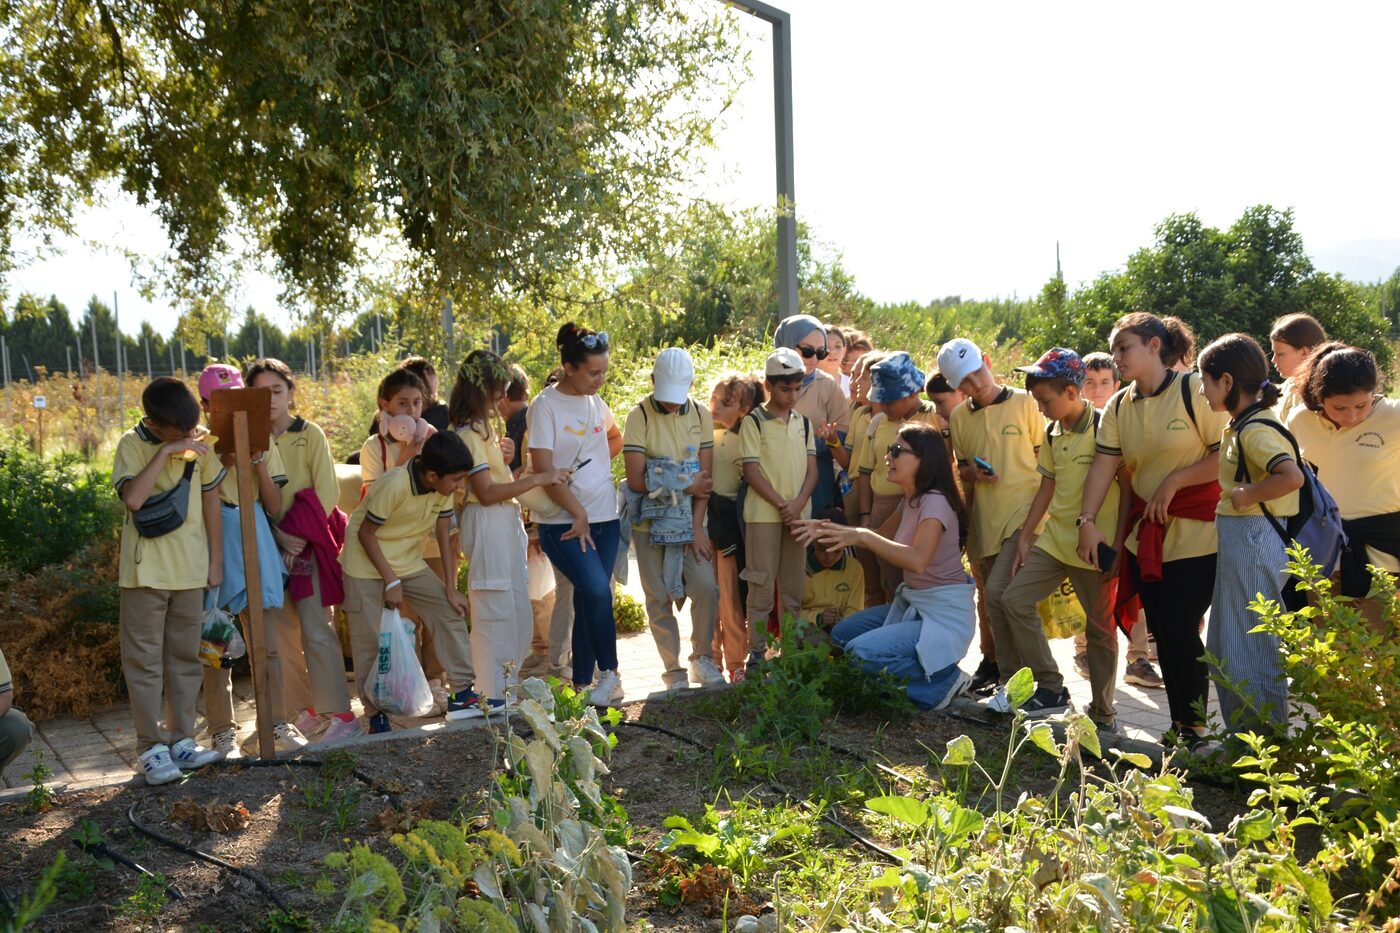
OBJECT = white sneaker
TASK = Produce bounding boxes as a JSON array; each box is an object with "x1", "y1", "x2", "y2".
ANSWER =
[
  {"x1": 315, "y1": 715, "x2": 363, "y2": 745},
  {"x1": 983, "y1": 686, "x2": 1013, "y2": 715},
  {"x1": 211, "y1": 728, "x2": 240, "y2": 760},
  {"x1": 589, "y1": 669, "x2": 624, "y2": 706},
  {"x1": 689, "y1": 657, "x2": 728, "y2": 687},
  {"x1": 139, "y1": 744, "x2": 181, "y2": 785},
  {"x1": 274, "y1": 722, "x2": 310, "y2": 753},
  {"x1": 170, "y1": 737, "x2": 223, "y2": 770},
  {"x1": 934, "y1": 669, "x2": 974, "y2": 711},
  {"x1": 427, "y1": 679, "x2": 451, "y2": 716}
]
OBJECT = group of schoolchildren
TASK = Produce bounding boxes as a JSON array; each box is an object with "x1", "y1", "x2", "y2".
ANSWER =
[{"x1": 2, "y1": 309, "x2": 1392, "y2": 787}]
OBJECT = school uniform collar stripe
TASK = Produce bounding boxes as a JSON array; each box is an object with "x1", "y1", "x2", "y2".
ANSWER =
[
  {"x1": 968, "y1": 386, "x2": 1012, "y2": 412},
  {"x1": 1053, "y1": 401, "x2": 1096, "y2": 436},
  {"x1": 408, "y1": 461, "x2": 431, "y2": 496},
  {"x1": 135, "y1": 421, "x2": 160, "y2": 444},
  {"x1": 1131, "y1": 369, "x2": 1178, "y2": 402},
  {"x1": 287, "y1": 416, "x2": 307, "y2": 432},
  {"x1": 648, "y1": 395, "x2": 690, "y2": 415}
]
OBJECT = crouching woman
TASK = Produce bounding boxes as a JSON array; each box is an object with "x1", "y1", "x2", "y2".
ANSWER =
[{"x1": 796, "y1": 424, "x2": 975, "y2": 709}]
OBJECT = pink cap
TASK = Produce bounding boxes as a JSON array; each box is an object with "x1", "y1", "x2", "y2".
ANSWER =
[{"x1": 198, "y1": 364, "x2": 244, "y2": 400}]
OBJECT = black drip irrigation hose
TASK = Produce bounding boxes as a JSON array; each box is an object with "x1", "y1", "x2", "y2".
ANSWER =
[
  {"x1": 616, "y1": 719, "x2": 903, "y2": 865},
  {"x1": 73, "y1": 838, "x2": 186, "y2": 901},
  {"x1": 126, "y1": 801, "x2": 291, "y2": 913}
]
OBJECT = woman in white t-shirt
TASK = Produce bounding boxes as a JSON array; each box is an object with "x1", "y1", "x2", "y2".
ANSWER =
[
  {"x1": 797, "y1": 424, "x2": 977, "y2": 709},
  {"x1": 529, "y1": 323, "x2": 625, "y2": 705}
]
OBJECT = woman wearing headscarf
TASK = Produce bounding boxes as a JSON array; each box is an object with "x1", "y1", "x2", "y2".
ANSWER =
[{"x1": 773, "y1": 315, "x2": 851, "y2": 516}]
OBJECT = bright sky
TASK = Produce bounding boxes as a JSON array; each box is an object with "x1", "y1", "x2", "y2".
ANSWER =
[{"x1": 9, "y1": 0, "x2": 1400, "y2": 335}]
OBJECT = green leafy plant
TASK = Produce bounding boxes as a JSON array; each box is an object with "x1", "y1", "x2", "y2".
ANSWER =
[
  {"x1": 117, "y1": 871, "x2": 169, "y2": 925},
  {"x1": 0, "y1": 431, "x2": 121, "y2": 574},
  {"x1": 613, "y1": 591, "x2": 647, "y2": 635},
  {"x1": 660, "y1": 797, "x2": 814, "y2": 888},
  {"x1": 0, "y1": 851, "x2": 64, "y2": 932},
  {"x1": 24, "y1": 750, "x2": 55, "y2": 814}
]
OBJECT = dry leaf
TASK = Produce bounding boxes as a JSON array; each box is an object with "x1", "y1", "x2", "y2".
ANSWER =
[{"x1": 169, "y1": 799, "x2": 251, "y2": 833}]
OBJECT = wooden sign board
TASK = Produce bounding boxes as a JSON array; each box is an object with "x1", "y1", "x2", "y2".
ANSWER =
[
  {"x1": 209, "y1": 387, "x2": 272, "y2": 456},
  {"x1": 33, "y1": 395, "x2": 46, "y2": 409}
]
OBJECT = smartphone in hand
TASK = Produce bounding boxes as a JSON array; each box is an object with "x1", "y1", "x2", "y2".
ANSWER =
[
  {"x1": 973, "y1": 456, "x2": 996, "y2": 476},
  {"x1": 1096, "y1": 542, "x2": 1118, "y2": 570}
]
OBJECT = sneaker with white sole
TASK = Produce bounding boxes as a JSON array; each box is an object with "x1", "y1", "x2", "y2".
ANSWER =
[
  {"x1": 661, "y1": 670, "x2": 689, "y2": 692},
  {"x1": 446, "y1": 688, "x2": 487, "y2": 721},
  {"x1": 933, "y1": 669, "x2": 973, "y2": 711},
  {"x1": 1072, "y1": 652, "x2": 1091, "y2": 680},
  {"x1": 294, "y1": 708, "x2": 327, "y2": 738},
  {"x1": 589, "y1": 669, "x2": 624, "y2": 706},
  {"x1": 170, "y1": 737, "x2": 223, "y2": 770},
  {"x1": 1123, "y1": 658, "x2": 1164, "y2": 688},
  {"x1": 983, "y1": 686, "x2": 1013, "y2": 714},
  {"x1": 139, "y1": 744, "x2": 182, "y2": 785},
  {"x1": 274, "y1": 722, "x2": 310, "y2": 753},
  {"x1": 689, "y1": 657, "x2": 728, "y2": 687},
  {"x1": 211, "y1": 728, "x2": 239, "y2": 760},
  {"x1": 1021, "y1": 687, "x2": 1072, "y2": 718},
  {"x1": 315, "y1": 715, "x2": 364, "y2": 745}
]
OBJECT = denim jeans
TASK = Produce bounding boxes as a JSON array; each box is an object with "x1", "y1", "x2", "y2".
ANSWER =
[
  {"x1": 832, "y1": 605, "x2": 964, "y2": 709},
  {"x1": 538, "y1": 520, "x2": 621, "y2": 687}
]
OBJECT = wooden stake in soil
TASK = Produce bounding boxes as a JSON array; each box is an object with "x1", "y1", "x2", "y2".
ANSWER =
[{"x1": 210, "y1": 386, "x2": 276, "y2": 762}]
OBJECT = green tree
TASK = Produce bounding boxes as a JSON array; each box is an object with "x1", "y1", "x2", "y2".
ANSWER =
[{"x1": 0, "y1": 0, "x2": 742, "y2": 326}]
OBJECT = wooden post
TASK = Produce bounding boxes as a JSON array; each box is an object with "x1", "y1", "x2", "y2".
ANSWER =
[
  {"x1": 36, "y1": 408, "x2": 43, "y2": 459},
  {"x1": 211, "y1": 387, "x2": 276, "y2": 761}
]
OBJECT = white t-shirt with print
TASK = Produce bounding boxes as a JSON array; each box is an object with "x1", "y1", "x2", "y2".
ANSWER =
[{"x1": 526, "y1": 386, "x2": 618, "y2": 524}]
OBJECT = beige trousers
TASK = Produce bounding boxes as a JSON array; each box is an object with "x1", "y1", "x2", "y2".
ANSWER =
[
  {"x1": 742, "y1": 522, "x2": 805, "y2": 652},
  {"x1": 633, "y1": 533, "x2": 719, "y2": 678},
  {"x1": 120, "y1": 587, "x2": 204, "y2": 754}
]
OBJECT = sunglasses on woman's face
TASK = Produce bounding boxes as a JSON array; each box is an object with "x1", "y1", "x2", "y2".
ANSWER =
[
  {"x1": 886, "y1": 443, "x2": 912, "y2": 459},
  {"x1": 797, "y1": 345, "x2": 828, "y2": 360}
]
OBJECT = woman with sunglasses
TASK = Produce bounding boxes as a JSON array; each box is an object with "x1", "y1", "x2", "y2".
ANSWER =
[
  {"x1": 529, "y1": 323, "x2": 626, "y2": 706},
  {"x1": 795, "y1": 424, "x2": 976, "y2": 709},
  {"x1": 773, "y1": 314, "x2": 851, "y2": 517}
]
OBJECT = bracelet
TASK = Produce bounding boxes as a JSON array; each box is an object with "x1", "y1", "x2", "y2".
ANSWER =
[{"x1": 384, "y1": 579, "x2": 402, "y2": 592}]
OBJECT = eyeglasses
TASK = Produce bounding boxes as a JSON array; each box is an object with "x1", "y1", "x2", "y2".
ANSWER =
[
  {"x1": 797, "y1": 345, "x2": 829, "y2": 361},
  {"x1": 580, "y1": 331, "x2": 609, "y2": 350},
  {"x1": 886, "y1": 443, "x2": 912, "y2": 459}
]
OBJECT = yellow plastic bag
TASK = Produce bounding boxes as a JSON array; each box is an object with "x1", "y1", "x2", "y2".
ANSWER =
[{"x1": 1037, "y1": 579, "x2": 1086, "y2": 639}]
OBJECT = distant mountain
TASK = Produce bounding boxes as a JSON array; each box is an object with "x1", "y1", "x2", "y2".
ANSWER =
[{"x1": 1312, "y1": 240, "x2": 1400, "y2": 283}]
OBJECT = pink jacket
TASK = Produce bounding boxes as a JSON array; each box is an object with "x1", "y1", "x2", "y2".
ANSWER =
[{"x1": 279, "y1": 487, "x2": 347, "y2": 607}]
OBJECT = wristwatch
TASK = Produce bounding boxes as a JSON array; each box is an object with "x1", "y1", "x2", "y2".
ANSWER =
[{"x1": 1075, "y1": 513, "x2": 1096, "y2": 528}]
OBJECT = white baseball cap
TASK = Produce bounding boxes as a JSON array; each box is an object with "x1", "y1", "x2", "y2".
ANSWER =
[
  {"x1": 937, "y1": 338, "x2": 985, "y2": 389},
  {"x1": 765, "y1": 347, "x2": 805, "y2": 378},
  {"x1": 652, "y1": 347, "x2": 695, "y2": 405}
]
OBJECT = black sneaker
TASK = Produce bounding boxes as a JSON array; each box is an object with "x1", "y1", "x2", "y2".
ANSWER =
[
  {"x1": 368, "y1": 712, "x2": 391, "y2": 734},
  {"x1": 1021, "y1": 687, "x2": 1071, "y2": 718},
  {"x1": 969, "y1": 658, "x2": 1000, "y2": 696}
]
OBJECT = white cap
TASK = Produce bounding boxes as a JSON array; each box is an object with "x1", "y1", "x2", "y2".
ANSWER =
[
  {"x1": 652, "y1": 347, "x2": 695, "y2": 405},
  {"x1": 765, "y1": 347, "x2": 805, "y2": 378},
  {"x1": 937, "y1": 338, "x2": 985, "y2": 389}
]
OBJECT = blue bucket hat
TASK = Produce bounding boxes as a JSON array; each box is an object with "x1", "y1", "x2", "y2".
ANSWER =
[{"x1": 869, "y1": 351, "x2": 926, "y2": 403}]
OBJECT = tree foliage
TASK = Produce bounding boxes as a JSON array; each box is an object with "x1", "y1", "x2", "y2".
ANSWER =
[
  {"x1": 1026, "y1": 206, "x2": 1395, "y2": 372},
  {"x1": 0, "y1": 0, "x2": 742, "y2": 313}
]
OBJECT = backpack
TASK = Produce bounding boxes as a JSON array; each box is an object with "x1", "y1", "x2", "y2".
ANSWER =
[{"x1": 1233, "y1": 416, "x2": 1348, "y2": 578}]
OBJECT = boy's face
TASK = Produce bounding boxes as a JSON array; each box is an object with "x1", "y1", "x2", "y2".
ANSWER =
[
  {"x1": 813, "y1": 541, "x2": 844, "y2": 568},
  {"x1": 425, "y1": 470, "x2": 468, "y2": 496},
  {"x1": 1030, "y1": 382, "x2": 1082, "y2": 422},
  {"x1": 710, "y1": 388, "x2": 742, "y2": 429},
  {"x1": 250, "y1": 372, "x2": 292, "y2": 422},
  {"x1": 928, "y1": 389, "x2": 965, "y2": 422},
  {"x1": 957, "y1": 358, "x2": 999, "y2": 405},
  {"x1": 766, "y1": 378, "x2": 801, "y2": 410},
  {"x1": 881, "y1": 393, "x2": 921, "y2": 421},
  {"x1": 144, "y1": 419, "x2": 199, "y2": 444},
  {"x1": 1081, "y1": 367, "x2": 1118, "y2": 409}
]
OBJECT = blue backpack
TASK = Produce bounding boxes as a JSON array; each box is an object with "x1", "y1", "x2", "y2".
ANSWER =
[{"x1": 1234, "y1": 417, "x2": 1348, "y2": 578}]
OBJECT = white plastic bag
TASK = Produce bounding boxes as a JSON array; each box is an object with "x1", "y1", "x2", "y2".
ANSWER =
[
  {"x1": 372, "y1": 607, "x2": 434, "y2": 717},
  {"x1": 527, "y1": 548, "x2": 557, "y2": 601}
]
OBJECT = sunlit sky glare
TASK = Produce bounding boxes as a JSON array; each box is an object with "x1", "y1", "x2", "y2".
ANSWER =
[{"x1": 10, "y1": 0, "x2": 1400, "y2": 336}]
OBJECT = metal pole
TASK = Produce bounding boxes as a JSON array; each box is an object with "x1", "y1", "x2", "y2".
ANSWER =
[
  {"x1": 66, "y1": 346, "x2": 72, "y2": 377},
  {"x1": 1, "y1": 335, "x2": 7, "y2": 385},
  {"x1": 442, "y1": 296, "x2": 454, "y2": 372},
  {"x1": 258, "y1": 322, "x2": 264, "y2": 359},
  {"x1": 726, "y1": 1, "x2": 797, "y2": 320},
  {"x1": 168, "y1": 342, "x2": 175, "y2": 376},
  {"x1": 180, "y1": 337, "x2": 187, "y2": 378},
  {"x1": 144, "y1": 336, "x2": 152, "y2": 377},
  {"x1": 91, "y1": 314, "x2": 102, "y2": 426},
  {"x1": 114, "y1": 292, "x2": 123, "y2": 425}
]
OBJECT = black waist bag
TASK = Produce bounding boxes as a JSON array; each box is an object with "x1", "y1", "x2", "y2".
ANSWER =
[{"x1": 133, "y1": 460, "x2": 197, "y2": 538}]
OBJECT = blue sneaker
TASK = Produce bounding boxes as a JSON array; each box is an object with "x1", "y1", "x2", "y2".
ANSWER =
[
  {"x1": 446, "y1": 689, "x2": 484, "y2": 721},
  {"x1": 368, "y1": 712, "x2": 391, "y2": 734}
]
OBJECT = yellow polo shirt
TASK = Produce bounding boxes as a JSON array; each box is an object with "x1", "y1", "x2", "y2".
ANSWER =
[
  {"x1": 1218, "y1": 410, "x2": 1299, "y2": 519},
  {"x1": 216, "y1": 439, "x2": 287, "y2": 507},
  {"x1": 860, "y1": 401, "x2": 943, "y2": 496},
  {"x1": 1283, "y1": 396, "x2": 1400, "y2": 572},
  {"x1": 272, "y1": 417, "x2": 340, "y2": 518},
  {"x1": 457, "y1": 420, "x2": 513, "y2": 506},
  {"x1": 949, "y1": 387, "x2": 1046, "y2": 559},
  {"x1": 712, "y1": 429, "x2": 743, "y2": 499},
  {"x1": 114, "y1": 421, "x2": 226, "y2": 590},
  {"x1": 1096, "y1": 371, "x2": 1230, "y2": 561},
  {"x1": 360, "y1": 434, "x2": 440, "y2": 560},
  {"x1": 622, "y1": 395, "x2": 714, "y2": 531},
  {"x1": 341, "y1": 464, "x2": 455, "y2": 581},
  {"x1": 1035, "y1": 401, "x2": 1120, "y2": 570},
  {"x1": 801, "y1": 554, "x2": 865, "y2": 624},
  {"x1": 739, "y1": 406, "x2": 816, "y2": 524}
]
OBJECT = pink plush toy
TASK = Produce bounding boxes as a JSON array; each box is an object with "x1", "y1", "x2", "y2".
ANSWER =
[{"x1": 378, "y1": 411, "x2": 436, "y2": 445}]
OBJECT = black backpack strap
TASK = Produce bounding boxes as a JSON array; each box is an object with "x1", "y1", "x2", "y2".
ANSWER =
[
  {"x1": 1232, "y1": 416, "x2": 1303, "y2": 544},
  {"x1": 182, "y1": 459, "x2": 197, "y2": 482},
  {"x1": 1179, "y1": 372, "x2": 1197, "y2": 427}
]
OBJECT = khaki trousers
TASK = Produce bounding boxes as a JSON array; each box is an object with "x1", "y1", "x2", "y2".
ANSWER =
[
  {"x1": 269, "y1": 553, "x2": 351, "y2": 716},
  {"x1": 120, "y1": 587, "x2": 204, "y2": 754},
  {"x1": 996, "y1": 547, "x2": 1118, "y2": 722},
  {"x1": 633, "y1": 533, "x2": 718, "y2": 678},
  {"x1": 974, "y1": 537, "x2": 1022, "y2": 682},
  {"x1": 712, "y1": 548, "x2": 749, "y2": 675},
  {"x1": 742, "y1": 522, "x2": 805, "y2": 652},
  {"x1": 343, "y1": 570, "x2": 475, "y2": 716}
]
